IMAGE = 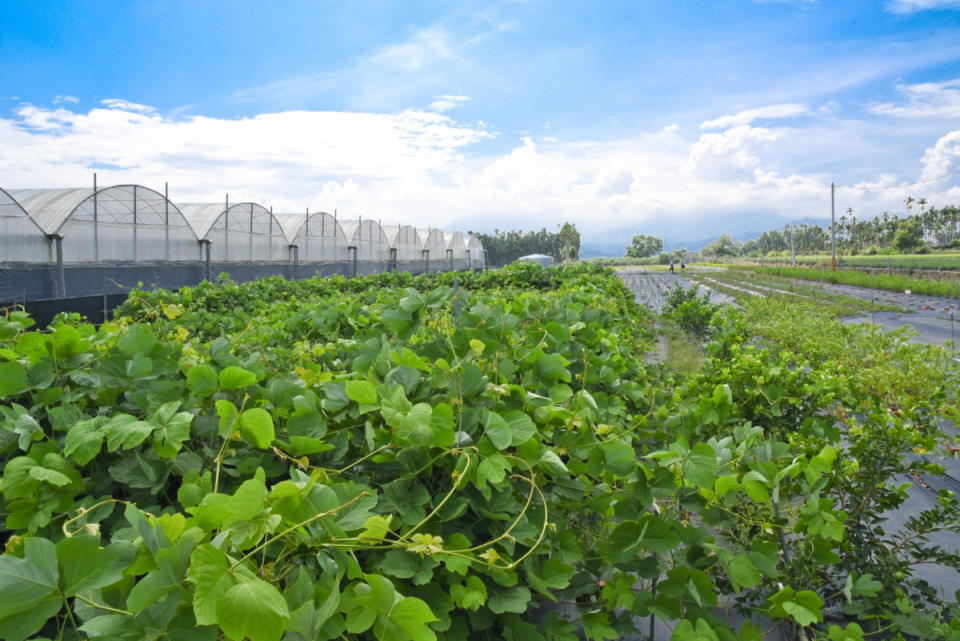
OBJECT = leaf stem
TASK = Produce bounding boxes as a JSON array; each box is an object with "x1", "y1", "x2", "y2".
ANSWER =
[
  {"x1": 230, "y1": 491, "x2": 371, "y2": 571},
  {"x1": 397, "y1": 451, "x2": 472, "y2": 543}
]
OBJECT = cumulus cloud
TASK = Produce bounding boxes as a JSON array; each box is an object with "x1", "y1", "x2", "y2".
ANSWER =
[
  {"x1": 885, "y1": 0, "x2": 960, "y2": 13},
  {"x1": 683, "y1": 125, "x2": 784, "y2": 179},
  {"x1": 869, "y1": 79, "x2": 960, "y2": 119},
  {"x1": 920, "y1": 130, "x2": 960, "y2": 180},
  {"x1": 700, "y1": 103, "x2": 809, "y2": 129}
]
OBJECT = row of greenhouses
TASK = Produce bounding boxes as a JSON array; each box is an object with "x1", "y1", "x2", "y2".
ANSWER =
[{"x1": 0, "y1": 183, "x2": 485, "y2": 301}]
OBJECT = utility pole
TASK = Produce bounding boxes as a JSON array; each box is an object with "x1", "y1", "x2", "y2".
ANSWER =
[
  {"x1": 831, "y1": 182, "x2": 837, "y2": 271},
  {"x1": 789, "y1": 224, "x2": 796, "y2": 266}
]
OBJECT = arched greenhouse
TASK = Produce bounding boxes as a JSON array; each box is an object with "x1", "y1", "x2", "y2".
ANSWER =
[
  {"x1": 340, "y1": 219, "x2": 390, "y2": 275},
  {"x1": 4, "y1": 184, "x2": 201, "y2": 299},
  {"x1": 179, "y1": 201, "x2": 292, "y2": 282},
  {"x1": 284, "y1": 211, "x2": 350, "y2": 277},
  {"x1": 1, "y1": 180, "x2": 485, "y2": 323},
  {"x1": 417, "y1": 228, "x2": 448, "y2": 272},
  {"x1": 384, "y1": 224, "x2": 423, "y2": 273},
  {"x1": 0, "y1": 188, "x2": 53, "y2": 301},
  {"x1": 466, "y1": 234, "x2": 486, "y2": 269},
  {"x1": 445, "y1": 231, "x2": 468, "y2": 271}
]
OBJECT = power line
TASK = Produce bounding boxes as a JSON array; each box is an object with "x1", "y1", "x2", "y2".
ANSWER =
[{"x1": 838, "y1": 169, "x2": 960, "y2": 191}]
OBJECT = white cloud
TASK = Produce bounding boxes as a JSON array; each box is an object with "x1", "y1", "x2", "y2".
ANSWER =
[
  {"x1": 885, "y1": 0, "x2": 960, "y2": 13},
  {"x1": 52, "y1": 95, "x2": 79, "y2": 105},
  {"x1": 429, "y1": 95, "x2": 470, "y2": 113},
  {"x1": 920, "y1": 130, "x2": 960, "y2": 180},
  {"x1": 100, "y1": 99, "x2": 156, "y2": 113},
  {"x1": 700, "y1": 103, "x2": 810, "y2": 129},
  {"x1": 869, "y1": 79, "x2": 960, "y2": 118},
  {"x1": 683, "y1": 125, "x2": 784, "y2": 179},
  {"x1": 1, "y1": 100, "x2": 957, "y2": 243}
]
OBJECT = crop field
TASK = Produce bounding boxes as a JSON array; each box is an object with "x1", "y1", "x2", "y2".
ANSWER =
[
  {"x1": 683, "y1": 268, "x2": 907, "y2": 315},
  {"x1": 743, "y1": 265, "x2": 960, "y2": 299},
  {"x1": 1, "y1": 263, "x2": 960, "y2": 641},
  {"x1": 790, "y1": 254, "x2": 960, "y2": 271}
]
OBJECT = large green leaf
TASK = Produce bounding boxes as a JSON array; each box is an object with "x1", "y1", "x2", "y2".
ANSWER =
[
  {"x1": 0, "y1": 537, "x2": 60, "y2": 641},
  {"x1": 186, "y1": 364, "x2": 219, "y2": 397},
  {"x1": 1, "y1": 457, "x2": 38, "y2": 499},
  {"x1": 383, "y1": 480, "x2": 430, "y2": 526},
  {"x1": 387, "y1": 402, "x2": 434, "y2": 446},
  {"x1": 725, "y1": 554, "x2": 762, "y2": 592},
  {"x1": 239, "y1": 408, "x2": 275, "y2": 449},
  {"x1": 187, "y1": 544, "x2": 237, "y2": 625},
  {"x1": 488, "y1": 585, "x2": 531, "y2": 614},
  {"x1": 450, "y1": 575, "x2": 487, "y2": 611},
  {"x1": 607, "y1": 514, "x2": 680, "y2": 563},
  {"x1": 64, "y1": 417, "x2": 106, "y2": 465},
  {"x1": 219, "y1": 366, "x2": 258, "y2": 390},
  {"x1": 536, "y1": 353, "x2": 570, "y2": 384},
  {"x1": 57, "y1": 535, "x2": 137, "y2": 596},
  {"x1": 0, "y1": 361, "x2": 28, "y2": 396},
  {"x1": 683, "y1": 442, "x2": 717, "y2": 489},
  {"x1": 602, "y1": 441, "x2": 635, "y2": 477},
  {"x1": 503, "y1": 410, "x2": 537, "y2": 446},
  {"x1": 116, "y1": 324, "x2": 157, "y2": 356},
  {"x1": 103, "y1": 414, "x2": 154, "y2": 451},
  {"x1": 382, "y1": 596, "x2": 437, "y2": 641},
  {"x1": 481, "y1": 410, "x2": 511, "y2": 451},
  {"x1": 345, "y1": 380, "x2": 378, "y2": 405},
  {"x1": 216, "y1": 579, "x2": 291, "y2": 641}
]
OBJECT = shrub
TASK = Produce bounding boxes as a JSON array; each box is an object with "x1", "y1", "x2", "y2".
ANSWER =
[{"x1": 662, "y1": 284, "x2": 720, "y2": 337}]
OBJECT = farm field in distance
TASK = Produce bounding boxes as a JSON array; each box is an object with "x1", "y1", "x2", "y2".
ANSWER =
[{"x1": 723, "y1": 253, "x2": 960, "y2": 271}]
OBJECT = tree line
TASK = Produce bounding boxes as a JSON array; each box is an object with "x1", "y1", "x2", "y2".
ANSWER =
[
  {"x1": 704, "y1": 201, "x2": 960, "y2": 257},
  {"x1": 469, "y1": 223, "x2": 581, "y2": 266}
]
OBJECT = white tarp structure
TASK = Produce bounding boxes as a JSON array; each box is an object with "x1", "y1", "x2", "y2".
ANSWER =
[
  {"x1": 0, "y1": 188, "x2": 50, "y2": 264},
  {"x1": 517, "y1": 253, "x2": 554, "y2": 267},
  {"x1": 384, "y1": 224, "x2": 422, "y2": 272},
  {"x1": 417, "y1": 228, "x2": 447, "y2": 272},
  {"x1": 466, "y1": 235, "x2": 486, "y2": 269},
  {"x1": 0, "y1": 181, "x2": 484, "y2": 305},
  {"x1": 2, "y1": 185, "x2": 202, "y2": 300},
  {"x1": 445, "y1": 231, "x2": 468, "y2": 271},
  {"x1": 284, "y1": 212, "x2": 350, "y2": 276},
  {"x1": 9, "y1": 185, "x2": 197, "y2": 263},
  {"x1": 340, "y1": 219, "x2": 390, "y2": 275},
  {"x1": 179, "y1": 202, "x2": 289, "y2": 263}
]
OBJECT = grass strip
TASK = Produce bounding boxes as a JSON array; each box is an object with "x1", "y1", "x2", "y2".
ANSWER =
[{"x1": 751, "y1": 265, "x2": 960, "y2": 298}]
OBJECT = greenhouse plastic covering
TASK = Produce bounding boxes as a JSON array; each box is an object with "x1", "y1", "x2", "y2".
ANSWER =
[
  {"x1": 417, "y1": 228, "x2": 447, "y2": 271},
  {"x1": 0, "y1": 182, "x2": 484, "y2": 304},
  {"x1": 340, "y1": 219, "x2": 391, "y2": 275},
  {"x1": 445, "y1": 231, "x2": 468, "y2": 271},
  {"x1": 179, "y1": 202, "x2": 289, "y2": 263}
]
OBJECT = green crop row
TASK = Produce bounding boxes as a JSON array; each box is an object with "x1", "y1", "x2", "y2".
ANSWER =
[
  {"x1": 750, "y1": 265, "x2": 960, "y2": 298},
  {"x1": 792, "y1": 253, "x2": 960, "y2": 270}
]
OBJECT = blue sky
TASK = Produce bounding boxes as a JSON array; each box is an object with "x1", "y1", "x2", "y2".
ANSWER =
[{"x1": 2, "y1": 0, "x2": 960, "y2": 248}]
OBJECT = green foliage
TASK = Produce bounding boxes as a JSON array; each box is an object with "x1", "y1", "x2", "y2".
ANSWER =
[
  {"x1": 468, "y1": 224, "x2": 581, "y2": 266},
  {"x1": 702, "y1": 233, "x2": 741, "y2": 257},
  {"x1": 1, "y1": 262, "x2": 958, "y2": 640},
  {"x1": 625, "y1": 234, "x2": 663, "y2": 258},
  {"x1": 661, "y1": 284, "x2": 721, "y2": 337},
  {"x1": 754, "y1": 264, "x2": 960, "y2": 298}
]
